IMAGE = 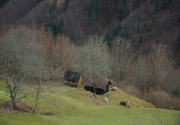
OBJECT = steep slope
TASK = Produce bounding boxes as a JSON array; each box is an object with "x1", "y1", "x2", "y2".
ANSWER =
[
  {"x1": 16, "y1": 0, "x2": 50, "y2": 25},
  {"x1": 59, "y1": 0, "x2": 90, "y2": 41},
  {"x1": 119, "y1": 0, "x2": 180, "y2": 63},
  {"x1": 0, "y1": 81, "x2": 179, "y2": 125},
  {"x1": 0, "y1": 80, "x2": 154, "y2": 109},
  {"x1": 0, "y1": 0, "x2": 179, "y2": 64},
  {"x1": 17, "y1": 0, "x2": 68, "y2": 25},
  {"x1": 0, "y1": 0, "x2": 44, "y2": 25},
  {"x1": 102, "y1": 0, "x2": 179, "y2": 65}
]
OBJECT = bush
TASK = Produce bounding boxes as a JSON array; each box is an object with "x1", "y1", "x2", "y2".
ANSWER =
[
  {"x1": 119, "y1": 101, "x2": 130, "y2": 108},
  {"x1": 143, "y1": 90, "x2": 180, "y2": 110}
]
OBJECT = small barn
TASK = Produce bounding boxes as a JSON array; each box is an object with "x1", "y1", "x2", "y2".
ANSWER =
[
  {"x1": 64, "y1": 71, "x2": 112, "y2": 94},
  {"x1": 64, "y1": 71, "x2": 83, "y2": 86},
  {"x1": 83, "y1": 77, "x2": 112, "y2": 95}
]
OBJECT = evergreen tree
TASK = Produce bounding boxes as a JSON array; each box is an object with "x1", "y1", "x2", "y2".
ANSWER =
[{"x1": 0, "y1": 0, "x2": 9, "y2": 7}]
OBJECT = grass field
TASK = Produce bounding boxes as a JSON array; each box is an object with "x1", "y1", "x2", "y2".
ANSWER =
[{"x1": 0, "y1": 81, "x2": 179, "y2": 125}]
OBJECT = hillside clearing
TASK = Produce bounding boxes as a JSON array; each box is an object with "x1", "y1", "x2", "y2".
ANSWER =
[{"x1": 0, "y1": 81, "x2": 179, "y2": 125}]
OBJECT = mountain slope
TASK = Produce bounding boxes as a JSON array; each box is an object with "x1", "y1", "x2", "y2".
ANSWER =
[
  {"x1": 0, "y1": 0, "x2": 179, "y2": 64},
  {"x1": 0, "y1": 81, "x2": 179, "y2": 125},
  {"x1": 0, "y1": 0, "x2": 44, "y2": 25},
  {"x1": 119, "y1": 0, "x2": 180, "y2": 64}
]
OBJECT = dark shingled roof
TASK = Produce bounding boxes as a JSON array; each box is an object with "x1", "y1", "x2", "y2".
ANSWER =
[
  {"x1": 83, "y1": 77, "x2": 111, "y2": 90},
  {"x1": 64, "y1": 71, "x2": 81, "y2": 83}
]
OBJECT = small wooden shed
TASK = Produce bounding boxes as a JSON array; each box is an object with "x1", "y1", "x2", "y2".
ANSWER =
[
  {"x1": 83, "y1": 77, "x2": 112, "y2": 95},
  {"x1": 64, "y1": 71, "x2": 112, "y2": 94},
  {"x1": 64, "y1": 71, "x2": 83, "y2": 86}
]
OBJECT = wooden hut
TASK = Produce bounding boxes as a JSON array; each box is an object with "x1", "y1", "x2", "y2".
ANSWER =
[
  {"x1": 64, "y1": 71, "x2": 83, "y2": 87},
  {"x1": 83, "y1": 77, "x2": 112, "y2": 95},
  {"x1": 64, "y1": 71, "x2": 112, "y2": 93}
]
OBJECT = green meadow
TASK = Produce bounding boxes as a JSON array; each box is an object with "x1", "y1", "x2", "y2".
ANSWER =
[{"x1": 0, "y1": 81, "x2": 179, "y2": 125}]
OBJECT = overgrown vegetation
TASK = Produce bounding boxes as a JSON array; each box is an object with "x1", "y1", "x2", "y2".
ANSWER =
[
  {"x1": 0, "y1": 25, "x2": 179, "y2": 110},
  {"x1": 0, "y1": 0, "x2": 179, "y2": 120}
]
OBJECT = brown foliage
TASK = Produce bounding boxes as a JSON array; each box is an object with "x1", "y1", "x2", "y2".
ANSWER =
[
  {"x1": 51, "y1": 35, "x2": 74, "y2": 78},
  {"x1": 61, "y1": 0, "x2": 90, "y2": 40},
  {"x1": 143, "y1": 90, "x2": 180, "y2": 110},
  {"x1": 1, "y1": 102, "x2": 33, "y2": 113}
]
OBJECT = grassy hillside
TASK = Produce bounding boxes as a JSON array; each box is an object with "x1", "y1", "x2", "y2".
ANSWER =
[{"x1": 0, "y1": 81, "x2": 179, "y2": 125}]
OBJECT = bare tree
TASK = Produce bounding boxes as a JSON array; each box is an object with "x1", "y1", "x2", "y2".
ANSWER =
[
  {"x1": 9, "y1": 26, "x2": 56, "y2": 113},
  {"x1": 0, "y1": 26, "x2": 55, "y2": 112},
  {"x1": 132, "y1": 55, "x2": 148, "y2": 91},
  {"x1": 32, "y1": 46, "x2": 50, "y2": 113},
  {"x1": 22, "y1": 40, "x2": 53, "y2": 113},
  {"x1": 72, "y1": 36, "x2": 111, "y2": 97},
  {"x1": 51, "y1": 36, "x2": 74, "y2": 79},
  {"x1": 148, "y1": 44, "x2": 173, "y2": 91},
  {"x1": 111, "y1": 37, "x2": 134, "y2": 82},
  {"x1": 0, "y1": 26, "x2": 30, "y2": 108},
  {"x1": 19, "y1": 32, "x2": 53, "y2": 113}
]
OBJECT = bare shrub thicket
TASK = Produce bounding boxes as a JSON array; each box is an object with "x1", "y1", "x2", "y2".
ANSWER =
[
  {"x1": 0, "y1": 26, "x2": 73, "y2": 108},
  {"x1": 147, "y1": 44, "x2": 174, "y2": 91},
  {"x1": 71, "y1": 36, "x2": 111, "y2": 96},
  {"x1": 1, "y1": 25, "x2": 179, "y2": 110},
  {"x1": 111, "y1": 41, "x2": 180, "y2": 110},
  {"x1": 143, "y1": 90, "x2": 180, "y2": 110},
  {"x1": 111, "y1": 37, "x2": 134, "y2": 82},
  {"x1": 127, "y1": 44, "x2": 180, "y2": 109},
  {"x1": 29, "y1": 43, "x2": 52, "y2": 113},
  {"x1": 51, "y1": 35, "x2": 75, "y2": 78},
  {"x1": 72, "y1": 36, "x2": 111, "y2": 77},
  {"x1": 13, "y1": 26, "x2": 56, "y2": 113},
  {"x1": 0, "y1": 25, "x2": 78, "y2": 82},
  {"x1": 131, "y1": 55, "x2": 148, "y2": 91},
  {"x1": 0, "y1": 25, "x2": 71, "y2": 112},
  {"x1": 22, "y1": 26, "x2": 75, "y2": 80},
  {"x1": 0, "y1": 26, "x2": 45, "y2": 108},
  {"x1": 130, "y1": 44, "x2": 177, "y2": 92},
  {"x1": 14, "y1": 26, "x2": 54, "y2": 83}
]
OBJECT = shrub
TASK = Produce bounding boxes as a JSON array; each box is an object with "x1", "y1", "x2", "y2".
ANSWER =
[
  {"x1": 119, "y1": 101, "x2": 130, "y2": 108},
  {"x1": 143, "y1": 90, "x2": 180, "y2": 110}
]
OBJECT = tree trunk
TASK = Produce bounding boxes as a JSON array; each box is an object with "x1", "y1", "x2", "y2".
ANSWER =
[
  {"x1": 33, "y1": 79, "x2": 41, "y2": 113},
  {"x1": 5, "y1": 74, "x2": 16, "y2": 109},
  {"x1": 11, "y1": 96, "x2": 16, "y2": 109},
  {"x1": 93, "y1": 83, "x2": 96, "y2": 98},
  {"x1": 91, "y1": 75, "x2": 96, "y2": 98}
]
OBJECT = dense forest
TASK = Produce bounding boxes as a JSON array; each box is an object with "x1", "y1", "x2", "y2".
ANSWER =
[{"x1": 0, "y1": 0, "x2": 180, "y2": 110}]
